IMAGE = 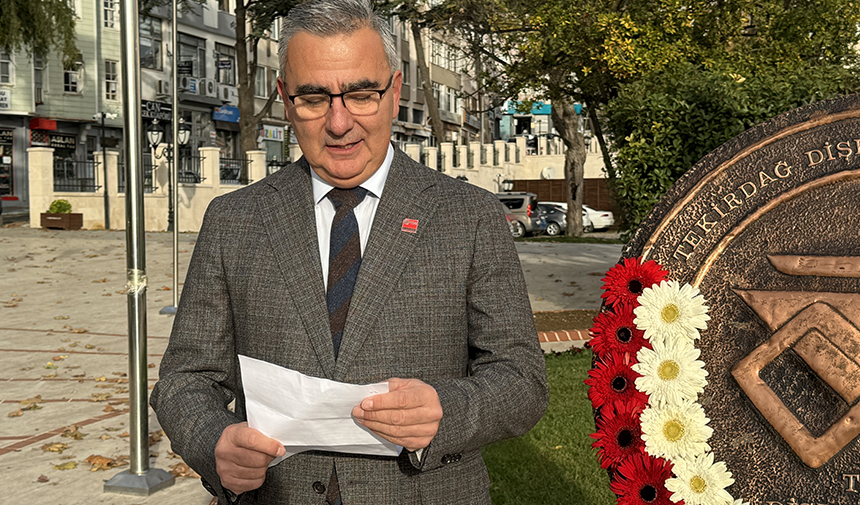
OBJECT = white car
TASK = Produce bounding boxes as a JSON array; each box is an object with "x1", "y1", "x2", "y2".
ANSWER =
[{"x1": 543, "y1": 201, "x2": 614, "y2": 232}]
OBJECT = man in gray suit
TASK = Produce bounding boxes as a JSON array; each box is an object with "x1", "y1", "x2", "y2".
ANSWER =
[{"x1": 150, "y1": 0, "x2": 548, "y2": 503}]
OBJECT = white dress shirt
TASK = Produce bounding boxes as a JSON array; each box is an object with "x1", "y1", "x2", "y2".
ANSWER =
[{"x1": 311, "y1": 144, "x2": 394, "y2": 290}]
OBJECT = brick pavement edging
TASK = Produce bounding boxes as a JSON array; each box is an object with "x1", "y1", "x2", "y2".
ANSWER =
[{"x1": 537, "y1": 329, "x2": 591, "y2": 343}]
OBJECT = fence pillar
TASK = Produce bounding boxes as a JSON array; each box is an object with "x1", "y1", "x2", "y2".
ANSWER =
[
  {"x1": 470, "y1": 142, "x2": 481, "y2": 168},
  {"x1": 493, "y1": 141, "x2": 505, "y2": 167},
  {"x1": 424, "y1": 147, "x2": 438, "y2": 170},
  {"x1": 27, "y1": 147, "x2": 55, "y2": 229},
  {"x1": 405, "y1": 143, "x2": 421, "y2": 163},
  {"x1": 246, "y1": 150, "x2": 267, "y2": 183},
  {"x1": 440, "y1": 142, "x2": 453, "y2": 172},
  {"x1": 198, "y1": 147, "x2": 221, "y2": 188}
]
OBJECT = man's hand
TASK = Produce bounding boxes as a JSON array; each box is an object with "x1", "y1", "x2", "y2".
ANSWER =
[
  {"x1": 352, "y1": 378, "x2": 443, "y2": 452},
  {"x1": 214, "y1": 422, "x2": 285, "y2": 495}
]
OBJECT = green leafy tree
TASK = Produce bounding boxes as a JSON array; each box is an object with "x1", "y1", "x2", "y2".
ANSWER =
[{"x1": 0, "y1": 0, "x2": 77, "y2": 68}]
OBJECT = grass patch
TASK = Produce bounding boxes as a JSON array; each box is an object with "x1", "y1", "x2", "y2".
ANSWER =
[
  {"x1": 483, "y1": 349, "x2": 615, "y2": 505},
  {"x1": 515, "y1": 235, "x2": 625, "y2": 244}
]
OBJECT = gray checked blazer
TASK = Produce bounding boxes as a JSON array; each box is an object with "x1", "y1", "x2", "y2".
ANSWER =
[{"x1": 150, "y1": 147, "x2": 549, "y2": 504}]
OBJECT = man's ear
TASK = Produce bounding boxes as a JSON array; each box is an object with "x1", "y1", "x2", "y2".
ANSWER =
[
  {"x1": 277, "y1": 77, "x2": 292, "y2": 122},
  {"x1": 389, "y1": 70, "x2": 403, "y2": 121}
]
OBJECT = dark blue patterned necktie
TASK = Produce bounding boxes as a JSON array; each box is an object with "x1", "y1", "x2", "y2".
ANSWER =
[{"x1": 326, "y1": 186, "x2": 368, "y2": 359}]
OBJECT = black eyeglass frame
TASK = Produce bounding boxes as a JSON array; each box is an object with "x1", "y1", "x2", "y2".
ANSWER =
[{"x1": 287, "y1": 74, "x2": 395, "y2": 112}]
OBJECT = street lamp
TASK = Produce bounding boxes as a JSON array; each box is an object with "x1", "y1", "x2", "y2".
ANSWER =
[
  {"x1": 94, "y1": 112, "x2": 118, "y2": 230},
  {"x1": 502, "y1": 179, "x2": 514, "y2": 192},
  {"x1": 146, "y1": 119, "x2": 164, "y2": 149}
]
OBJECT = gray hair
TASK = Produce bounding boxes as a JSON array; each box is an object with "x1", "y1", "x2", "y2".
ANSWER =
[{"x1": 278, "y1": 0, "x2": 398, "y2": 79}]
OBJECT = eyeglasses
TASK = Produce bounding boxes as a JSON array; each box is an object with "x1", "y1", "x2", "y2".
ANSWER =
[{"x1": 287, "y1": 75, "x2": 394, "y2": 120}]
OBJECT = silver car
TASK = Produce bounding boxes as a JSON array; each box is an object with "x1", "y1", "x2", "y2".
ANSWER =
[{"x1": 497, "y1": 192, "x2": 547, "y2": 238}]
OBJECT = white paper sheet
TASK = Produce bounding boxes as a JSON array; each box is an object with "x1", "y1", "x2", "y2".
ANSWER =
[{"x1": 238, "y1": 355, "x2": 402, "y2": 465}]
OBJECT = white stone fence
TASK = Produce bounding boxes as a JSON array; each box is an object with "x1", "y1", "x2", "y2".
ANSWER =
[{"x1": 28, "y1": 136, "x2": 570, "y2": 232}]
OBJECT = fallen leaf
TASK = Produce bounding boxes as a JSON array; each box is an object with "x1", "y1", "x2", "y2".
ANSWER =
[
  {"x1": 61, "y1": 425, "x2": 87, "y2": 440},
  {"x1": 112, "y1": 372, "x2": 127, "y2": 377},
  {"x1": 169, "y1": 462, "x2": 200, "y2": 478},
  {"x1": 54, "y1": 316, "x2": 69, "y2": 320},
  {"x1": 149, "y1": 430, "x2": 164, "y2": 446},
  {"x1": 36, "y1": 475, "x2": 49, "y2": 483},
  {"x1": 102, "y1": 293, "x2": 112, "y2": 296},
  {"x1": 118, "y1": 431, "x2": 130, "y2": 438},
  {"x1": 85, "y1": 254, "x2": 100, "y2": 258},
  {"x1": 52, "y1": 355, "x2": 68, "y2": 361},
  {"x1": 21, "y1": 403, "x2": 42, "y2": 412},
  {"x1": 167, "y1": 451, "x2": 181, "y2": 459},
  {"x1": 20, "y1": 395, "x2": 44, "y2": 406},
  {"x1": 63, "y1": 325, "x2": 88, "y2": 334},
  {"x1": 98, "y1": 347, "x2": 105, "y2": 351},
  {"x1": 91, "y1": 393, "x2": 112, "y2": 402},
  {"x1": 534, "y1": 297, "x2": 544, "y2": 301},
  {"x1": 85, "y1": 454, "x2": 122, "y2": 471},
  {"x1": 44, "y1": 362, "x2": 57, "y2": 370},
  {"x1": 99, "y1": 433, "x2": 112, "y2": 439},
  {"x1": 103, "y1": 406, "x2": 115, "y2": 413},
  {"x1": 19, "y1": 366, "x2": 32, "y2": 371},
  {"x1": 92, "y1": 278, "x2": 108, "y2": 283},
  {"x1": 147, "y1": 363, "x2": 156, "y2": 368},
  {"x1": 94, "y1": 376, "x2": 106, "y2": 382},
  {"x1": 157, "y1": 286, "x2": 171, "y2": 291},
  {"x1": 85, "y1": 344, "x2": 95, "y2": 349},
  {"x1": 41, "y1": 442, "x2": 68, "y2": 453},
  {"x1": 116, "y1": 289, "x2": 128, "y2": 295},
  {"x1": 52, "y1": 461, "x2": 77, "y2": 470},
  {"x1": 113, "y1": 387, "x2": 129, "y2": 394},
  {"x1": 7, "y1": 408, "x2": 22, "y2": 417},
  {"x1": 553, "y1": 445, "x2": 563, "y2": 450},
  {"x1": 68, "y1": 342, "x2": 78, "y2": 348},
  {"x1": 104, "y1": 427, "x2": 122, "y2": 432}
]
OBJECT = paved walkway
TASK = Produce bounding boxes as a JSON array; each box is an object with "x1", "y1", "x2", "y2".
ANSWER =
[{"x1": 0, "y1": 226, "x2": 622, "y2": 503}]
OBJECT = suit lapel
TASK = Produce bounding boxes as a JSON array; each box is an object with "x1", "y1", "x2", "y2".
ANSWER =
[
  {"x1": 334, "y1": 151, "x2": 438, "y2": 379},
  {"x1": 257, "y1": 160, "x2": 336, "y2": 378}
]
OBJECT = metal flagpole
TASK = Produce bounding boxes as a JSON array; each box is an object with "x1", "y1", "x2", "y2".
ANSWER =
[
  {"x1": 160, "y1": 0, "x2": 180, "y2": 316},
  {"x1": 104, "y1": 0, "x2": 175, "y2": 494}
]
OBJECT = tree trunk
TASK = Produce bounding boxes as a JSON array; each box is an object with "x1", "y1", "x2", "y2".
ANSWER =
[
  {"x1": 235, "y1": 0, "x2": 257, "y2": 183},
  {"x1": 550, "y1": 99, "x2": 586, "y2": 237},
  {"x1": 411, "y1": 22, "x2": 446, "y2": 152}
]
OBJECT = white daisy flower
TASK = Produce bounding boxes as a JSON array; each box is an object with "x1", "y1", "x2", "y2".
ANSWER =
[
  {"x1": 665, "y1": 452, "x2": 735, "y2": 505},
  {"x1": 730, "y1": 500, "x2": 750, "y2": 505},
  {"x1": 634, "y1": 280, "x2": 710, "y2": 345},
  {"x1": 633, "y1": 338, "x2": 708, "y2": 406},
  {"x1": 640, "y1": 399, "x2": 712, "y2": 460}
]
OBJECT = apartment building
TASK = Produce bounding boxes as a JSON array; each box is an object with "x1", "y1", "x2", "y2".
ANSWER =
[{"x1": 0, "y1": 0, "x2": 286, "y2": 205}]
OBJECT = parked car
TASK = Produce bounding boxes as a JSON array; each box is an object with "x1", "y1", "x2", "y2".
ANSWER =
[
  {"x1": 502, "y1": 207, "x2": 525, "y2": 238},
  {"x1": 496, "y1": 192, "x2": 546, "y2": 237},
  {"x1": 537, "y1": 204, "x2": 567, "y2": 236},
  {"x1": 583, "y1": 204, "x2": 615, "y2": 230},
  {"x1": 541, "y1": 201, "x2": 594, "y2": 233}
]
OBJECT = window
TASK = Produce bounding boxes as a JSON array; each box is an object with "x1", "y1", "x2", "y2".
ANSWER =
[
  {"x1": 269, "y1": 68, "x2": 280, "y2": 101},
  {"x1": 105, "y1": 60, "x2": 118, "y2": 100},
  {"x1": 412, "y1": 108, "x2": 423, "y2": 125},
  {"x1": 140, "y1": 16, "x2": 162, "y2": 70},
  {"x1": 0, "y1": 52, "x2": 11, "y2": 85},
  {"x1": 416, "y1": 66, "x2": 422, "y2": 89},
  {"x1": 447, "y1": 87, "x2": 455, "y2": 113},
  {"x1": 401, "y1": 61, "x2": 409, "y2": 85},
  {"x1": 448, "y1": 46, "x2": 459, "y2": 73},
  {"x1": 401, "y1": 20, "x2": 408, "y2": 40},
  {"x1": 34, "y1": 55, "x2": 44, "y2": 103},
  {"x1": 217, "y1": 0, "x2": 231, "y2": 12},
  {"x1": 64, "y1": 53, "x2": 83, "y2": 93},
  {"x1": 103, "y1": 0, "x2": 117, "y2": 28},
  {"x1": 432, "y1": 82, "x2": 441, "y2": 110},
  {"x1": 255, "y1": 66, "x2": 267, "y2": 97},
  {"x1": 179, "y1": 33, "x2": 206, "y2": 79},
  {"x1": 215, "y1": 43, "x2": 236, "y2": 85},
  {"x1": 398, "y1": 106, "x2": 408, "y2": 122},
  {"x1": 431, "y1": 39, "x2": 445, "y2": 67}
]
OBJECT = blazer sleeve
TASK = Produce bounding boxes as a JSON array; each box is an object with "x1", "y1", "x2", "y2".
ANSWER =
[
  {"x1": 150, "y1": 197, "x2": 244, "y2": 501},
  {"x1": 417, "y1": 193, "x2": 549, "y2": 472}
]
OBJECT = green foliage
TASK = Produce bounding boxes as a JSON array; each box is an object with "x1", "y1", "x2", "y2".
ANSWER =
[
  {"x1": 606, "y1": 62, "x2": 860, "y2": 231},
  {"x1": 483, "y1": 350, "x2": 615, "y2": 505},
  {"x1": 0, "y1": 0, "x2": 77, "y2": 68},
  {"x1": 48, "y1": 199, "x2": 72, "y2": 214}
]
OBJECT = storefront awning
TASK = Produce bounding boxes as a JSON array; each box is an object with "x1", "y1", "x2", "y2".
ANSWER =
[
  {"x1": 30, "y1": 118, "x2": 57, "y2": 130},
  {"x1": 214, "y1": 120, "x2": 240, "y2": 132}
]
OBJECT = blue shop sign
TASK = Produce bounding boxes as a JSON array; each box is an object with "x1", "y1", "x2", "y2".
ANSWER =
[
  {"x1": 213, "y1": 105, "x2": 240, "y2": 123},
  {"x1": 506, "y1": 100, "x2": 553, "y2": 115}
]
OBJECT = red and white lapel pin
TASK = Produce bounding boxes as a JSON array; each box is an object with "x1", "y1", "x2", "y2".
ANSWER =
[{"x1": 401, "y1": 218, "x2": 419, "y2": 233}]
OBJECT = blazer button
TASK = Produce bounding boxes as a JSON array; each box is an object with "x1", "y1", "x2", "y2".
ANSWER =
[
  {"x1": 312, "y1": 481, "x2": 326, "y2": 494},
  {"x1": 441, "y1": 453, "x2": 462, "y2": 464}
]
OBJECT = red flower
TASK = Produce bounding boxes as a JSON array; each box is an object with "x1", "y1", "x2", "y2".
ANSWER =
[
  {"x1": 591, "y1": 401, "x2": 646, "y2": 469},
  {"x1": 584, "y1": 351, "x2": 648, "y2": 410},
  {"x1": 600, "y1": 257, "x2": 668, "y2": 309},
  {"x1": 589, "y1": 308, "x2": 651, "y2": 360},
  {"x1": 610, "y1": 453, "x2": 679, "y2": 505}
]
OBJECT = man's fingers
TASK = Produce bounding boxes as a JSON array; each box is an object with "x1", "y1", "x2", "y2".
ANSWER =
[
  {"x1": 229, "y1": 423, "x2": 285, "y2": 458},
  {"x1": 360, "y1": 379, "x2": 435, "y2": 411}
]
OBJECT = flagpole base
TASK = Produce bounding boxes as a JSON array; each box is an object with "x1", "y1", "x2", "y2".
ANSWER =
[
  {"x1": 104, "y1": 468, "x2": 175, "y2": 495},
  {"x1": 159, "y1": 305, "x2": 177, "y2": 315}
]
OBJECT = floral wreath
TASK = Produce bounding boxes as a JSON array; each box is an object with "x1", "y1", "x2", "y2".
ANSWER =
[{"x1": 585, "y1": 257, "x2": 748, "y2": 505}]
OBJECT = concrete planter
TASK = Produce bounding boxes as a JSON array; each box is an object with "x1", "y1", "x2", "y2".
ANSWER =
[{"x1": 40, "y1": 213, "x2": 83, "y2": 230}]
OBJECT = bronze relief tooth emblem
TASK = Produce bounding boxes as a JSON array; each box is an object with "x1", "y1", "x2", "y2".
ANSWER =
[{"x1": 733, "y1": 255, "x2": 860, "y2": 469}]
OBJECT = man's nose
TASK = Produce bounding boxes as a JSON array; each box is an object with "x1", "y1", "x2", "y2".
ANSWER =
[{"x1": 326, "y1": 96, "x2": 354, "y2": 136}]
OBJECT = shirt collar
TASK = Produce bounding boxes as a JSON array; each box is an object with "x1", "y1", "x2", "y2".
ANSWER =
[{"x1": 311, "y1": 144, "x2": 394, "y2": 204}]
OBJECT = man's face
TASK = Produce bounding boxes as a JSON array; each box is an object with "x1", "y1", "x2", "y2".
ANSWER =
[{"x1": 277, "y1": 27, "x2": 401, "y2": 188}]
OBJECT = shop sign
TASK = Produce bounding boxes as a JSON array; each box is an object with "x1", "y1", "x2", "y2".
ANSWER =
[
  {"x1": 0, "y1": 129, "x2": 13, "y2": 146},
  {"x1": 213, "y1": 105, "x2": 240, "y2": 123},
  {"x1": 262, "y1": 125, "x2": 283, "y2": 142},
  {"x1": 141, "y1": 100, "x2": 172, "y2": 121},
  {"x1": 50, "y1": 134, "x2": 78, "y2": 149},
  {"x1": 218, "y1": 60, "x2": 233, "y2": 70},
  {"x1": 0, "y1": 90, "x2": 9, "y2": 110}
]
